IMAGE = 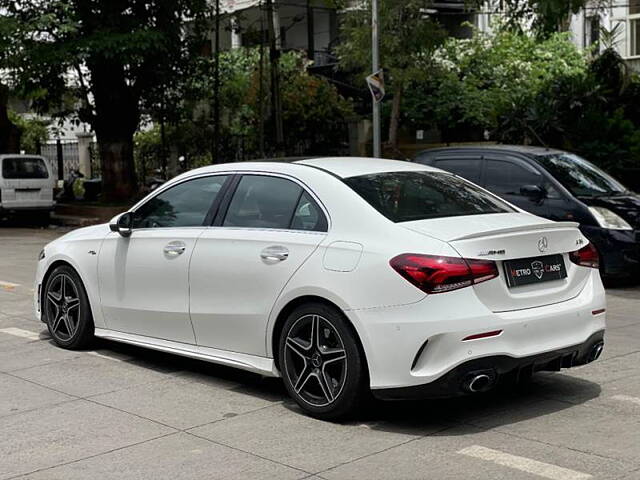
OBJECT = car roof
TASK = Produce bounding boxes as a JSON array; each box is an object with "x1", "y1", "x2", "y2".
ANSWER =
[
  {"x1": 419, "y1": 144, "x2": 566, "y2": 158},
  {"x1": 180, "y1": 157, "x2": 440, "y2": 181}
]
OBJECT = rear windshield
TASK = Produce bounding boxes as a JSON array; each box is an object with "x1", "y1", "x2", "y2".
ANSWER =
[
  {"x1": 344, "y1": 171, "x2": 514, "y2": 223},
  {"x1": 2, "y1": 157, "x2": 49, "y2": 179}
]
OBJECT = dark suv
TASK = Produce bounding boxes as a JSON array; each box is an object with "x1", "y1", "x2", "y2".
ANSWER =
[{"x1": 415, "y1": 145, "x2": 640, "y2": 278}]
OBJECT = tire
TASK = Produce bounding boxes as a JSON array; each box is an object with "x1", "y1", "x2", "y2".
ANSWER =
[
  {"x1": 279, "y1": 302, "x2": 367, "y2": 421},
  {"x1": 42, "y1": 265, "x2": 94, "y2": 349}
]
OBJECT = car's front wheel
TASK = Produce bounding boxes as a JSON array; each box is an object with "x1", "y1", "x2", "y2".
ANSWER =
[
  {"x1": 279, "y1": 302, "x2": 367, "y2": 420},
  {"x1": 43, "y1": 265, "x2": 94, "y2": 349}
]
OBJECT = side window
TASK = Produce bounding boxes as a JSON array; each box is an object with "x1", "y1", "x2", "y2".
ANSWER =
[
  {"x1": 435, "y1": 158, "x2": 482, "y2": 184},
  {"x1": 291, "y1": 192, "x2": 328, "y2": 232},
  {"x1": 224, "y1": 175, "x2": 302, "y2": 229},
  {"x1": 132, "y1": 175, "x2": 228, "y2": 228},
  {"x1": 485, "y1": 159, "x2": 542, "y2": 195}
]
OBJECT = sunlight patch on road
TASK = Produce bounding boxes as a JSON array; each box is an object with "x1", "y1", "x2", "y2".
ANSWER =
[
  {"x1": 458, "y1": 445, "x2": 591, "y2": 480},
  {"x1": 0, "y1": 327, "x2": 41, "y2": 341},
  {"x1": 0, "y1": 281, "x2": 20, "y2": 291}
]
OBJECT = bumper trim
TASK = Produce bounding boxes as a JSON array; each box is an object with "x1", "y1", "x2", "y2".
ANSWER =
[{"x1": 372, "y1": 330, "x2": 605, "y2": 401}]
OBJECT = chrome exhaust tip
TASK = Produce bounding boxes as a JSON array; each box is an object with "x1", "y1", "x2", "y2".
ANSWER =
[{"x1": 463, "y1": 370, "x2": 495, "y2": 393}]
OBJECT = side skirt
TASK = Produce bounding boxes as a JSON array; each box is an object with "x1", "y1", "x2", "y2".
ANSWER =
[{"x1": 94, "y1": 328, "x2": 279, "y2": 377}]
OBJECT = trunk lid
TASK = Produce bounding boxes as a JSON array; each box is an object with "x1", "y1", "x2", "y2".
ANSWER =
[{"x1": 402, "y1": 213, "x2": 591, "y2": 312}]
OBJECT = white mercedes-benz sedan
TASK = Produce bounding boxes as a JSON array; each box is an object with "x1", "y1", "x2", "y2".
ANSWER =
[{"x1": 35, "y1": 157, "x2": 606, "y2": 419}]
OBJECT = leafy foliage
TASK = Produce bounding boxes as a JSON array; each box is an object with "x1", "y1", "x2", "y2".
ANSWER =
[
  {"x1": 403, "y1": 29, "x2": 587, "y2": 141},
  {"x1": 7, "y1": 111, "x2": 49, "y2": 154},
  {"x1": 498, "y1": 49, "x2": 640, "y2": 172},
  {"x1": 137, "y1": 48, "x2": 354, "y2": 171}
]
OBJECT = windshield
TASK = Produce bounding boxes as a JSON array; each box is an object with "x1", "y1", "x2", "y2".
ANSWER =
[
  {"x1": 536, "y1": 153, "x2": 626, "y2": 197},
  {"x1": 1, "y1": 157, "x2": 49, "y2": 179},
  {"x1": 344, "y1": 171, "x2": 514, "y2": 223}
]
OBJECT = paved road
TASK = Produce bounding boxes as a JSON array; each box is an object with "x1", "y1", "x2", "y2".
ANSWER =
[{"x1": 1, "y1": 227, "x2": 639, "y2": 480}]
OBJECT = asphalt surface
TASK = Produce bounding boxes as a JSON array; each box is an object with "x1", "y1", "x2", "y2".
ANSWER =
[{"x1": 1, "y1": 226, "x2": 639, "y2": 480}]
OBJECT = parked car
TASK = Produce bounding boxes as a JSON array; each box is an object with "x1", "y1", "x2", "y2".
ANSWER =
[
  {"x1": 415, "y1": 145, "x2": 640, "y2": 279},
  {"x1": 0, "y1": 154, "x2": 56, "y2": 223},
  {"x1": 35, "y1": 158, "x2": 606, "y2": 419}
]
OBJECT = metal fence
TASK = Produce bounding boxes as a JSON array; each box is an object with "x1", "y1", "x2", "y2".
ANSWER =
[{"x1": 40, "y1": 141, "x2": 101, "y2": 180}]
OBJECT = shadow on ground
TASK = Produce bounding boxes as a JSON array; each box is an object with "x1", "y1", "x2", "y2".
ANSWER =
[{"x1": 52, "y1": 331, "x2": 603, "y2": 436}]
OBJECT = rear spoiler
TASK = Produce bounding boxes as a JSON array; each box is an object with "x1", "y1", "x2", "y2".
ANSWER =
[{"x1": 451, "y1": 221, "x2": 580, "y2": 242}]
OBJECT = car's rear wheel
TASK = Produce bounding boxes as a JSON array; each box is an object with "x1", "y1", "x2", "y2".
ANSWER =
[
  {"x1": 43, "y1": 265, "x2": 94, "y2": 349},
  {"x1": 279, "y1": 302, "x2": 366, "y2": 420}
]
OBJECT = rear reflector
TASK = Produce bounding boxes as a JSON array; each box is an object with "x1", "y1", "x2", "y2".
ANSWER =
[
  {"x1": 462, "y1": 330, "x2": 503, "y2": 342},
  {"x1": 592, "y1": 308, "x2": 606, "y2": 316},
  {"x1": 569, "y1": 243, "x2": 600, "y2": 269},
  {"x1": 390, "y1": 254, "x2": 498, "y2": 294}
]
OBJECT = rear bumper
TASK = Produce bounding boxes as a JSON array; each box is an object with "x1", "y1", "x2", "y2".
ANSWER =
[
  {"x1": 373, "y1": 330, "x2": 605, "y2": 400},
  {"x1": 346, "y1": 269, "x2": 606, "y2": 391}
]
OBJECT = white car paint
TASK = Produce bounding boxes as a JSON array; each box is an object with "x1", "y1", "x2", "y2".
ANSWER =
[
  {"x1": 0, "y1": 154, "x2": 55, "y2": 213},
  {"x1": 34, "y1": 157, "x2": 606, "y2": 390}
]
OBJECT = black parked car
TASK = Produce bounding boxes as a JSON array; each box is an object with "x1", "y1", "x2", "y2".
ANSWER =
[{"x1": 415, "y1": 145, "x2": 640, "y2": 279}]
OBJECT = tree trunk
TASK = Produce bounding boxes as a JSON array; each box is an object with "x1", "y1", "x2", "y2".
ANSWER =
[
  {"x1": 88, "y1": 60, "x2": 139, "y2": 202},
  {"x1": 0, "y1": 85, "x2": 21, "y2": 154},
  {"x1": 97, "y1": 136, "x2": 137, "y2": 201},
  {"x1": 388, "y1": 82, "x2": 404, "y2": 148}
]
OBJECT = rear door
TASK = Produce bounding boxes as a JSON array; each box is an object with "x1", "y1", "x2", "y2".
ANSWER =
[
  {"x1": 0, "y1": 156, "x2": 54, "y2": 209},
  {"x1": 432, "y1": 155, "x2": 484, "y2": 186},
  {"x1": 482, "y1": 156, "x2": 550, "y2": 217},
  {"x1": 189, "y1": 173, "x2": 328, "y2": 356}
]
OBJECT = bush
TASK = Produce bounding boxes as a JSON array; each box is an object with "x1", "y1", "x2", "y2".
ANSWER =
[{"x1": 403, "y1": 29, "x2": 587, "y2": 141}]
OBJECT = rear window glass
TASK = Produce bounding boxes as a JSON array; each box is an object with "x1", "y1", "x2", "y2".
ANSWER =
[
  {"x1": 2, "y1": 157, "x2": 49, "y2": 179},
  {"x1": 344, "y1": 171, "x2": 514, "y2": 223}
]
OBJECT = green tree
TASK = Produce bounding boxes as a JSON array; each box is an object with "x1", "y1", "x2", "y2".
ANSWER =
[
  {"x1": 0, "y1": 0, "x2": 209, "y2": 201},
  {"x1": 403, "y1": 29, "x2": 587, "y2": 141},
  {"x1": 336, "y1": 0, "x2": 446, "y2": 148}
]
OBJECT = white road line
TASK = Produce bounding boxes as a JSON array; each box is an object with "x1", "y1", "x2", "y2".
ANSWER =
[
  {"x1": 0, "y1": 327, "x2": 41, "y2": 341},
  {"x1": 0, "y1": 280, "x2": 20, "y2": 290},
  {"x1": 86, "y1": 351, "x2": 128, "y2": 362},
  {"x1": 458, "y1": 445, "x2": 592, "y2": 480},
  {"x1": 612, "y1": 395, "x2": 640, "y2": 406}
]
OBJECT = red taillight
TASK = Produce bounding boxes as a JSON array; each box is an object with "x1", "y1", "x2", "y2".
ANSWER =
[
  {"x1": 389, "y1": 254, "x2": 499, "y2": 294},
  {"x1": 569, "y1": 243, "x2": 599, "y2": 269}
]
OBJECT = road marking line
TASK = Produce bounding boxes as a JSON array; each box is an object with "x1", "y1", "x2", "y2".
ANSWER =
[
  {"x1": 458, "y1": 445, "x2": 592, "y2": 480},
  {"x1": 0, "y1": 280, "x2": 20, "y2": 291},
  {"x1": 86, "y1": 351, "x2": 128, "y2": 362},
  {"x1": 0, "y1": 327, "x2": 41, "y2": 341},
  {"x1": 612, "y1": 395, "x2": 640, "y2": 406}
]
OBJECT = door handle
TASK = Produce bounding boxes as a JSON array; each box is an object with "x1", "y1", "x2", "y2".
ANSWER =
[
  {"x1": 261, "y1": 246, "x2": 289, "y2": 262},
  {"x1": 163, "y1": 241, "x2": 186, "y2": 258}
]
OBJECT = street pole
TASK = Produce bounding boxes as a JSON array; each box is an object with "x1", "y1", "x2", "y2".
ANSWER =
[
  {"x1": 213, "y1": 0, "x2": 221, "y2": 163},
  {"x1": 371, "y1": 0, "x2": 381, "y2": 158},
  {"x1": 266, "y1": 0, "x2": 284, "y2": 155}
]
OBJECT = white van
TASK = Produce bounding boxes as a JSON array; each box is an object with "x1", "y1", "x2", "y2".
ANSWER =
[{"x1": 0, "y1": 154, "x2": 56, "y2": 221}]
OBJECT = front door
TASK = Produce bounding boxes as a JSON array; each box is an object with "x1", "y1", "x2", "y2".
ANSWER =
[
  {"x1": 189, "y1": 174, "x2": 328, "y2": 356},
  {"x1": 98, "y1": 174, "x2": 230, "y2": 344}
]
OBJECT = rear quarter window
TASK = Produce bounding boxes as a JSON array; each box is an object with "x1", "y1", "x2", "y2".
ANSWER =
[
  {"x1": 344, "y1": 171, "x2": 514, "y2": 223},
  {"x1": 2, "y1": 157, "x2": 49, "y2": 179}
]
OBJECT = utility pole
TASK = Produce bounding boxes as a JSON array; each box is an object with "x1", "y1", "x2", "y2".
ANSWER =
[
  {"x1": 306, "y1": 0, "x2": 315, "y2": 61},
  {"x1": 266, "y1": 0, "x2": 284, "y2": 155},
  {"x1": 212, "y1": 0, "x2": 221, "y2": 163},
  {"x1": 371, "y1": 0, "x2": 381, "y2": 158}
]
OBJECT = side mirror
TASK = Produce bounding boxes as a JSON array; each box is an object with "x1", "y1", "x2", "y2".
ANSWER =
[
  {"x1": 520, "y1": 185, "x2": 546, "y2": 201},
  {"x1": 109, "y1": 212, "x2": 133, "y2": 238}
]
